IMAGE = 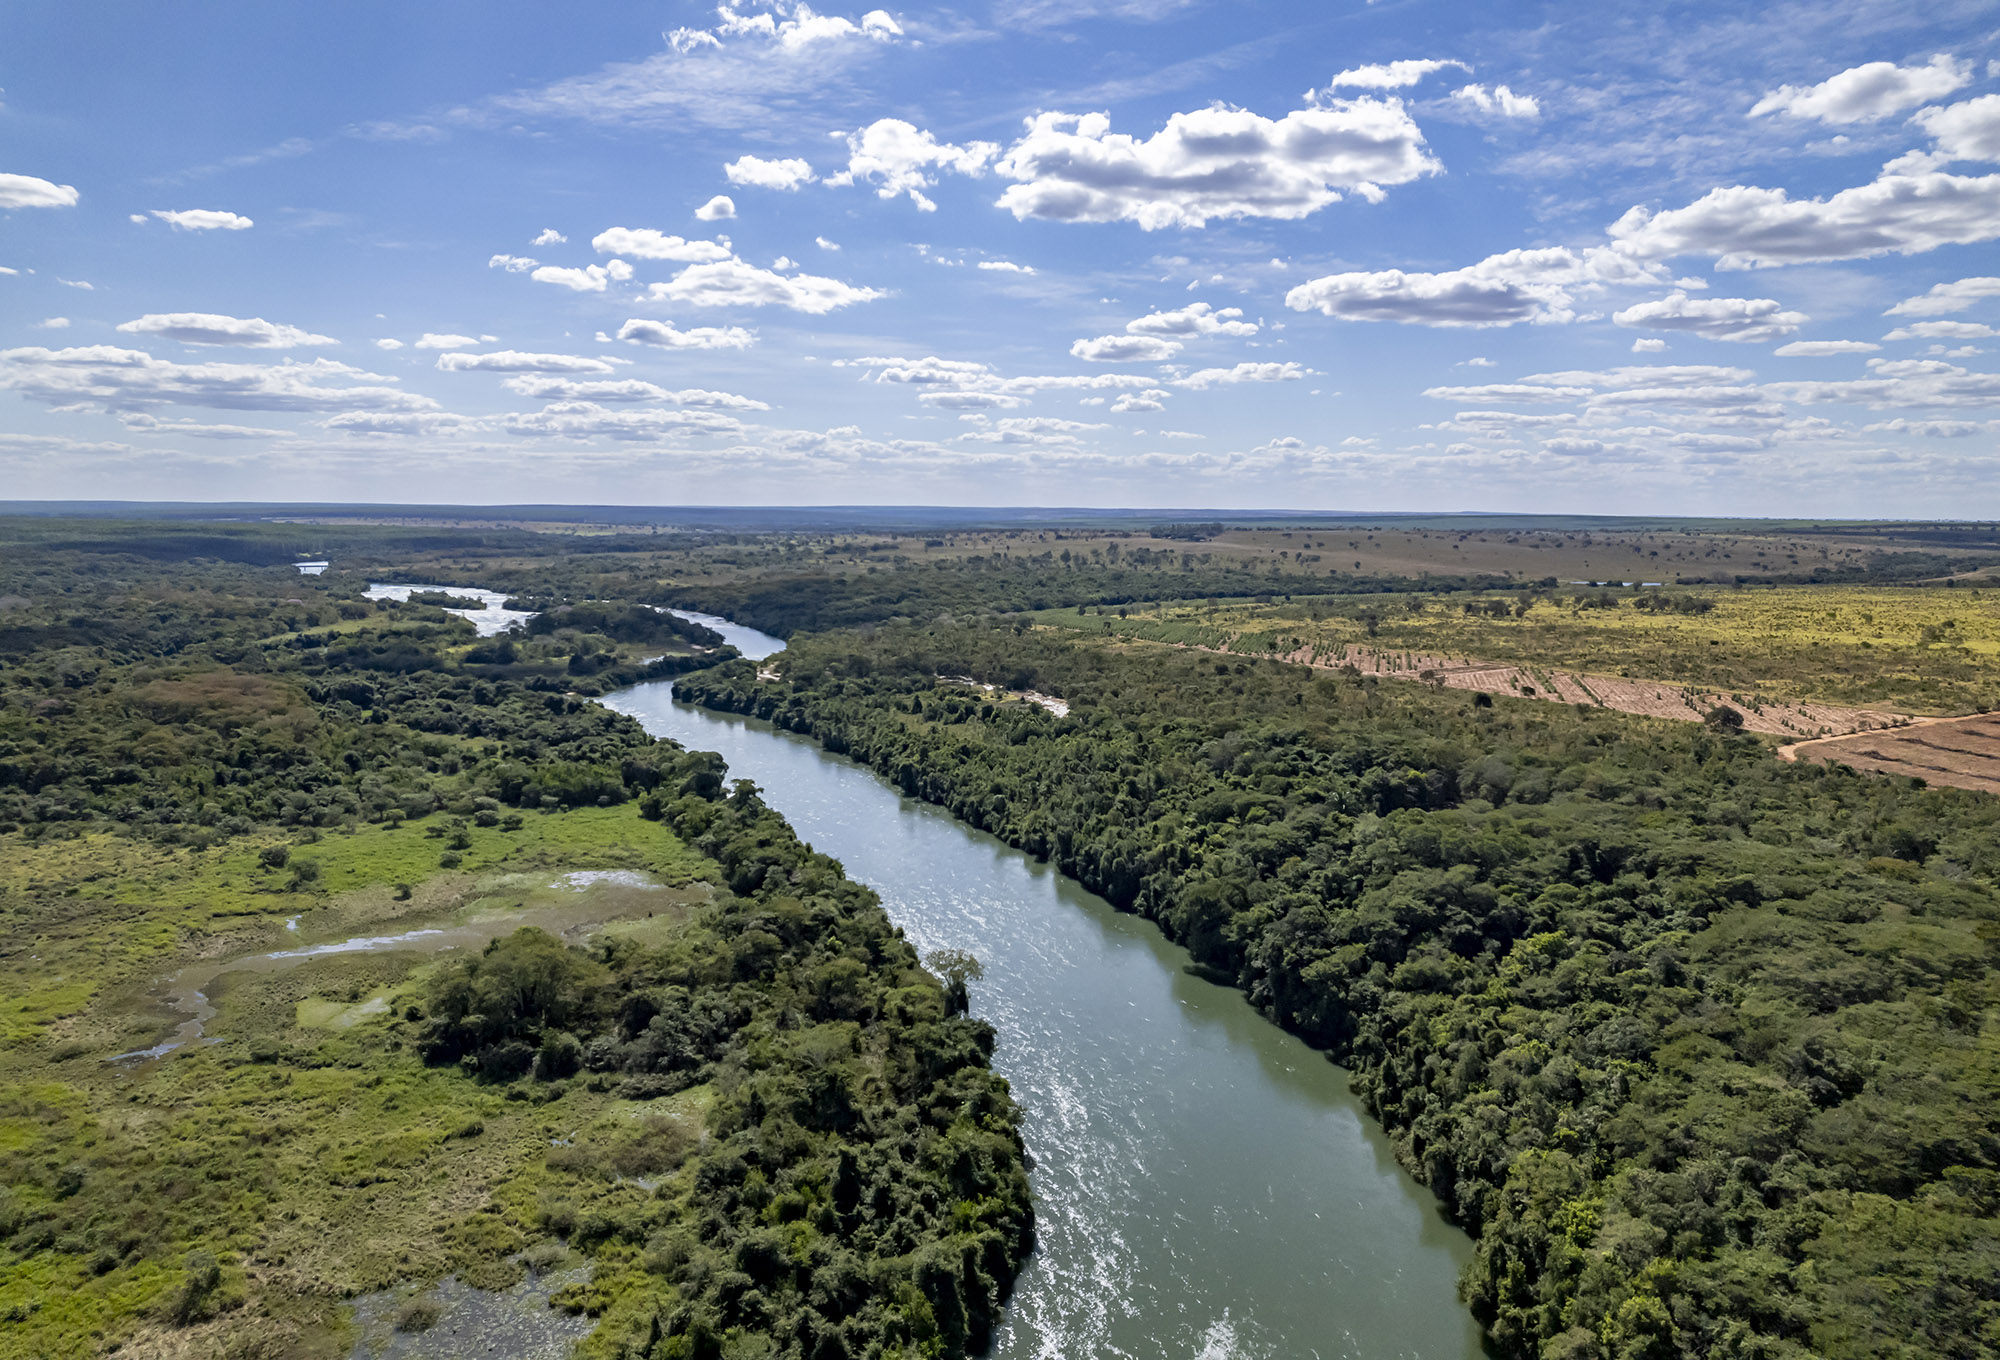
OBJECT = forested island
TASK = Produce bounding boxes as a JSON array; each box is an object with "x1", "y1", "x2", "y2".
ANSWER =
[{"x1": 0, "y1": 510, "x2": 1994, "y2": 1360}]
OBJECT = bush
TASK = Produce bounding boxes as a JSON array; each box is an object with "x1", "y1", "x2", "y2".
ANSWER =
[
  {"x1": 393, "y1": 1296, "x2": 442, "y2": 1333},
  {"x1": 535, "y1": 1030, "x2": 585, "y2": 1081},
  {"x1": 169, "y1": 1249, "x2": 222, "y2": 1324}
]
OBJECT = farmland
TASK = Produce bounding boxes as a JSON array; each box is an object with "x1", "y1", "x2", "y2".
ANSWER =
[
  {"x1": 1785, "y1": 712, "x2": 2000, "y2": 794},
  {"x1": 1029, "y1": 583, "x2": 2000, "y2": 721}
]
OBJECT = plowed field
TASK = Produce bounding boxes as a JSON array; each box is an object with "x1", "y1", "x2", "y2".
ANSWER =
[{"x1": 1781, "y1": 714, "x2": 2000, "y2": 793}]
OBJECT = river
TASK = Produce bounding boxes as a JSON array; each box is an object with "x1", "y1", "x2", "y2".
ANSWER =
[{"x1": 605, "y1": 615, "x2": 1481, "y2": 1360}]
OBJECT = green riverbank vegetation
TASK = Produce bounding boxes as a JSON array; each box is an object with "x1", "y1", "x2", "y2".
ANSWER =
[{"x1": 681, "y1": 624, "x2": 2000, "y2": 1360}]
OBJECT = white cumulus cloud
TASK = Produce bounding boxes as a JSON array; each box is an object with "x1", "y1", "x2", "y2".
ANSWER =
[
  {"x1": 993, "y1": 98, "x2": 1438, "y2": 229},
  {"x1": 859, "y1": 352, "x2": 1158, "y2": 410},
  {"x1": 1612, "y1": 290, "x2": 1808, "y2": 342},
  {"x1": 115, "y1": 313, "x2": 337, "y2": 348},
  {"x1": 1324, "y1": 59, "x2": 1469, "y2": 91},
  {"x1": 613, "y1": 318, "x2": 758, "y2": 349},
  {"x1": 707, "y1": 2, "x2": 903, "y2": 53},
  {"x1": 1287, "y1": 246, "x2": 1662, "y2": 328},
  {"x1": 1173, "y1": 362, "x2": 1310, "y2": 388},
  {"x1": 1607, "y1": 166, "x2": 2000, "y2": 267},
  {"x1": 1750, "y1": 55, "x2": 1971, "y2": 123},
  {"x1": 1885, "y1": 276, "x2": 2000, "y2": 315},
  {"x1": 0, "y1": 174, "x2": 80, "y2": 209},
  {"x1": 0, "y1": 346, "x2": 431, "y2": 414},
  {"x1": 497, "y1": 400, "x2": 742, "y2": 442},
  {"x1": 1450, "y1": 84, "x2": 1540, "y2": 119},
  {"x1": 150, "y1": 208, "x2": 254, "y2": 231},
  {"x1": 531, "y1": 227, "x2": 568, "y2": 246},
  {"x1": 589, "y1": 228, "x2": 734, "y2": 262},
  {"x1": 646, "y1": 258, "x2": 881, "y2": 312},
  {"x1": 1071, "y1": 334, "x2": 1183, "y2": 362},
  {"x1": 531, "y1": 260, "x2": 636, "y2": 292},
  {"x1": 499, "y1": 375, "x2": 771, "y2": 410},
  {"x1": 1913, "y1": 94, "x2": 2000, "y2": 164},
  {"x1": 1766, "y1": 356, "x2": 2000, "y2": 409},
  {"x1": 831, "y1": 119, "x2": 999, "y2": 211},
  {"x1": 1631, "y1": 338, "x2": 1668, "y2": 353},
  {"x1": 695, "y1": 195, "x2": 737, "y2": 220},
  {"x1": 1883, "y1": 319, "x2": 1997, "y2": 340},
  {"x1": 502, "y1": 376, "x2": 671, "y2": 403},
  {"x1": 414, "y1": 333, "x2": 482, "y2": 349},
  {"x1": 1125, "y1": 302, "x2": 1258, "y2": 337},
  {"x1": 725, "y1": 154, "x2": 817, "y2": 189},
  {"x1": 435, "y1": 350, "x2": 616, "y2": 374},
  {"x1": 1774, "y1": 339, "x2": 1881, "y2": 356},
  {"x1": 977, "y1": 259, "x2": 1036, "y2": 274},
  {"x1": 1862, "y1": 417, "x2": 1996, "y2": 436},
  {"x1": 489, "y1": 254, "x2": 539, "y2": 272}
]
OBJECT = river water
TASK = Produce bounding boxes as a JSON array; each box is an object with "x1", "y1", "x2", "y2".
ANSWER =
[
  {"x1": 606, "y1": 618, "x2": 1481, "y2": 1360},
  {"x1": 363, "y1": 582, "x2": 537, "y2": 636}
]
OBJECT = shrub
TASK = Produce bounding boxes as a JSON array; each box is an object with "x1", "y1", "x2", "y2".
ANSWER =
[
  {"x1": 169, "y1": 1249, "x2": 223, "y2": 1325},
  {"x1": 535, "y1": 1030, "x2": 585, "y2": 1081},
  {"x1": 393, "y1": 1297, "x2": 442, "y2": 1333}
]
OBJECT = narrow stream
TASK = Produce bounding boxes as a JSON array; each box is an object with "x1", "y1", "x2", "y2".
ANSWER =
[{"x1": 605, "y1": 616, "x2": 1483, "y2": 1360}]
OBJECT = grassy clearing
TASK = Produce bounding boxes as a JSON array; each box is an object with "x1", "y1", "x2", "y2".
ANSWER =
[
  {"x1": 0, "y1": 805, "x2": 710, "y2": 1051},
  {"x1": 0, "y1": 805, "x2": 718, "y2": 1360},
  {"x1": 1029, "y1": 584, "x2": 2000, "y2": 715}
]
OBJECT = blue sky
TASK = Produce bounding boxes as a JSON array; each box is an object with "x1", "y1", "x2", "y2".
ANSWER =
[{"x1": 3, "y1": 0, "x2": 1998, "y2": 513}]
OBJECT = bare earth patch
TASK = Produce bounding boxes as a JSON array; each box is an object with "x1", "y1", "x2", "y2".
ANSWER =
[
  {"x1": 1286, "y1": 643, "x2": 1911, "y2": 739},
  {"x1": 1779, "y1": 715, "x2": 2000, "y2": 794}
]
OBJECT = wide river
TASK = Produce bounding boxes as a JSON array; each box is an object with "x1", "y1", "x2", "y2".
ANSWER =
[{"x1": 606, "y1": 614, "x2": 1482, "y2": 1360}]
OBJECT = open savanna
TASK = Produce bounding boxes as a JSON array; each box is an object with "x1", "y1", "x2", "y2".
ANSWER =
[{"x1": 1029, "y1": 583, "x2": 2000, "y2": 722}]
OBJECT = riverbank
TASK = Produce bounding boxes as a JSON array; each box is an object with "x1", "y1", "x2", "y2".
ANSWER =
[
  {"x1": 607, "y1": 630, "x2": 1485, "y2": 1360},
  {"x1": 671, "y1": 619, "x2": 2000, "y2": 1360}
]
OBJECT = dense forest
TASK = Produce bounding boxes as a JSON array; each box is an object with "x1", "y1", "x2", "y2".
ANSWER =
[
  {"x1": 662, "y1": 561, "x2": 1512, "y2": 637},
  {"x1": 0, "y1": 567, "x2": 738, "y2": 841},
  {"x1": 680, "y1": 625, "x2": 2000, "y2": 1360},
  {"x1": 409, "y1": 759, "x2": 1034, "y2": 1360},
  {"x1": 0, "y1": 543, "x2": 1029, "y2": 1360}
]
